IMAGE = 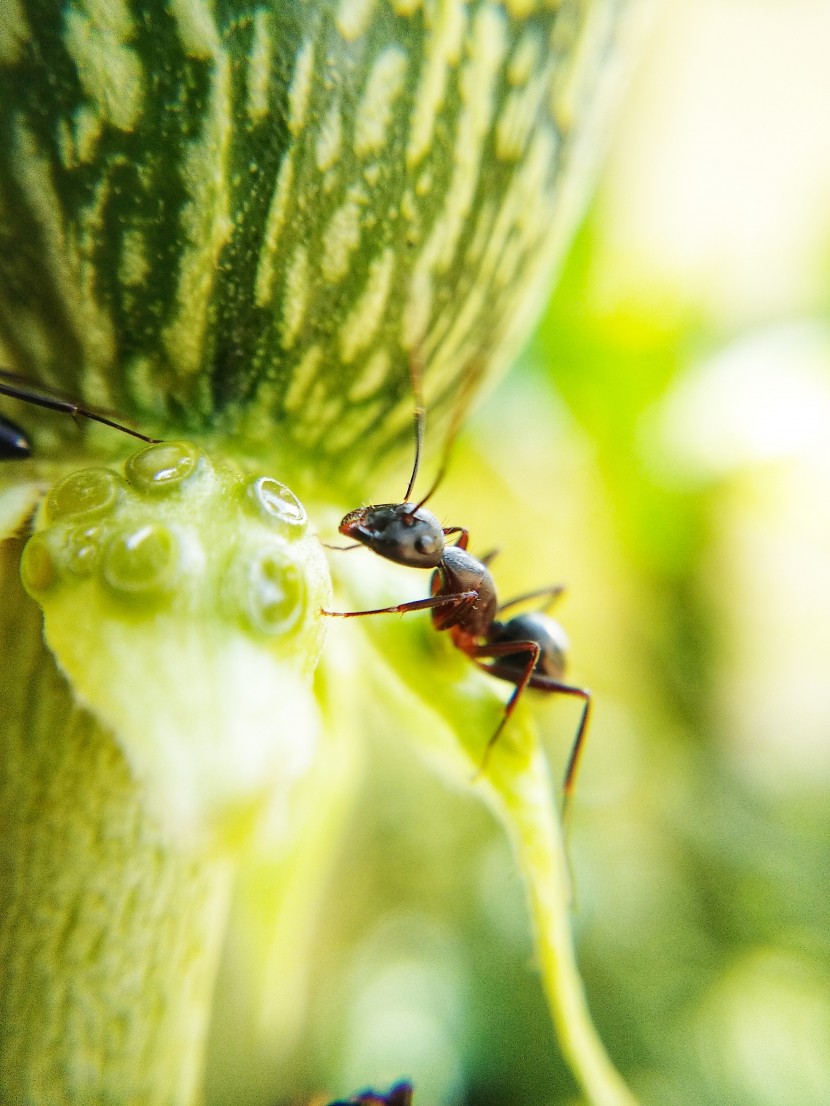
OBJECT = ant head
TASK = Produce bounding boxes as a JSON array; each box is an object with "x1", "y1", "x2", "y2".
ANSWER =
[{"x1": 339, "y1": 503, "x2": 446, "y2": 568}]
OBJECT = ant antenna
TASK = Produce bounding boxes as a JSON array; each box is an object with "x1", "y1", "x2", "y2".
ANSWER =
[
  {"x1": 402, "y1": 353, "x2": 426, "y2": 502},
  {"x1": 410, "y1": 357, "x2": 485, "y2": 514},
  {"x1": 0, "y1": 370, "x2": 161, "y2": 445}
]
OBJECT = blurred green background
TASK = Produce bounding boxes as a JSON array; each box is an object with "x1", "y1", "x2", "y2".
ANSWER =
[{"x1": 208, "y1": 3, "x2": 830, "y2": 1104}]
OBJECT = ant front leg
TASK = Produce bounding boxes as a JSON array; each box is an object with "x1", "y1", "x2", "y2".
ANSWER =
[{"x1": 322, "y1": 590, "x2": 478, "y2": 619}]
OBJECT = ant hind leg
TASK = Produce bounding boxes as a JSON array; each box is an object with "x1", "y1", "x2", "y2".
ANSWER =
[
  {"x1": 471, "y1": 645, "x2": 592, "y2": 822},
  {"x1": 497, "y1": 584, "x2": 565, "y2": 616},
  {"x1": 465, "y1": 639, "x2": 541, "y2": 776}
]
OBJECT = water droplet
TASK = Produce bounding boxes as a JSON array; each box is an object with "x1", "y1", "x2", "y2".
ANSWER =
[
  {"x1": 102, "y1": 523, "x2": 180, "y2": 597},
  {"x1": 46, "y1": 468, "x2": 121, "y2": 521},
  {"x1": 243, "y1": 546, "x2": 305, "y2": 635},
  {"x1": 246, "y1": 476, "x2": 307, "y2": 535},
  {"x1": 65, "y1": 524, "x2": 102, "y2": 577},
  {"x1": 126, "y1": 441, "x2": 201, "y2": 492},
  {"x1": 20, "y1": 534, "x2": 57, "y2": 594}
]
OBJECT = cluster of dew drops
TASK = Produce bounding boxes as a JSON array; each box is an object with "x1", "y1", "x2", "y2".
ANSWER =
[{"x1": 21, "y1": 441, "x2": 313, "y2": 640}]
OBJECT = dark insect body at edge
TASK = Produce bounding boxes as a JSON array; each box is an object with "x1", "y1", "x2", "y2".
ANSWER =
[
  {"x1": 324, "y1": 359, "x2": 592, "y2": 817},
  {"x1": 326, "y1": 1079, "x2": 413, "y2": 1106},
  {"x1": 0, "y1": 370, "x2": 161, "y2": 459}
]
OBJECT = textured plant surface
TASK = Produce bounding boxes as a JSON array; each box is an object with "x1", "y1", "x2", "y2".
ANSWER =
[
  {"x1": 0, "y1": 0, "x2": 628, "y2": 478},
  {"x1": 0, "y1": 2, "x2": 640, "y2": 1104}
]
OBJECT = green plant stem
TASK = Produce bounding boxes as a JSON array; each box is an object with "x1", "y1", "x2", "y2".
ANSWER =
[
  {"x1": 0, "y1": 538, "x2": 234, "y2": 1106},
  {"x1": 490, "y1": 742, "x2": 640, "y2": 1106}
]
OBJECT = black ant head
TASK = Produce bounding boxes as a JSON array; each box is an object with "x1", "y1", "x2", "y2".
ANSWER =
[{"x1": 339, "y1": 503, "x2": 446, "y2": 568}]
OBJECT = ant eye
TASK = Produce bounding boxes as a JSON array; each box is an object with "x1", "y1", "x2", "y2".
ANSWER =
[{"x1": 415, "y1": 534, "x2": 438, "y2": 555}]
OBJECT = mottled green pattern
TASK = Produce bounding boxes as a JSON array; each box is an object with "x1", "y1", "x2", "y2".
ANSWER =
[
  {"x1": 0, "y1": 538, "x2": 232, "y2": 1106},
  {"x1": 0, "y1": 0, "x2": 626, "y2": 476}
]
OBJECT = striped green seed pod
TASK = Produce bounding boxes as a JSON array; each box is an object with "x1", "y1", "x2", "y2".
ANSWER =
[{"x1": 0, "y1": 0, "x2": 631, "y2": 482}]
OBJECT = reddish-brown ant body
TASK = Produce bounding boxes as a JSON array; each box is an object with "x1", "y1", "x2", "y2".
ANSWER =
[
  {"x1": 325, "y1": 361, "x2": 592, "y2": 814},
  {"x1": 0, "y1": 369, "x2": 160, "y2": 459}
]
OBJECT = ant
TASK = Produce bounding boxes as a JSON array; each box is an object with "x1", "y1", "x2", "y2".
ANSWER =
[
  {"x1": 0, "y1": 369, "x2": 161, "y2": 458},
  {"x1": 324, "y1": 358, "x2": 592, "y2": 818}
]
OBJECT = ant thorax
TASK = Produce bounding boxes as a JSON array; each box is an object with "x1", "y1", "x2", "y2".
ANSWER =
[
  {"x1": 339, "y1": 502, "x2": 445, "y2": 568},
  {"x1": 431, "y1": 544, "x2": 498, "y2": 635}
]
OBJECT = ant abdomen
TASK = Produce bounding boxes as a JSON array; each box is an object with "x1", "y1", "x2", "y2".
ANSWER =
[{"x1": 488, "y1": 612, "x2": 569, "y2": 682}]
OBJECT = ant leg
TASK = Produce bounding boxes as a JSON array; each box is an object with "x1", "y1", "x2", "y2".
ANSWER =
[
  {"x1": 0, "y1": 377, "x2": 161, "y2": 445},
  {"x1": 321, "y1": 541, "x2": 363, "y2": 551},
  {"x1": 323, "y1": 590, "x2": 477, "y2": 619},
  {"x1": 476, "y1": 660, "x2": 592, "y2": 823},
  {"x1": 465, "y1": 639, "x2": 541, "y2": 776},
  {"x1": 497, "y1": 584, "x2": 565, "y2": 616},
  {"x1": 478, "y1": 548, "x2": 500, "y2": 567},
  {"x1": 559, "y1": 689, "x2": 592, "y2": 825}
]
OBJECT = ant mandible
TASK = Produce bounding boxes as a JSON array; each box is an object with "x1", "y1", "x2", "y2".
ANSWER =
[
  {"x1": 0, "y1": 368, "x2": 161, "y2": 459},
  {"x1": 324, "y1": 357, "x2": 592, "y2": 818}
]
